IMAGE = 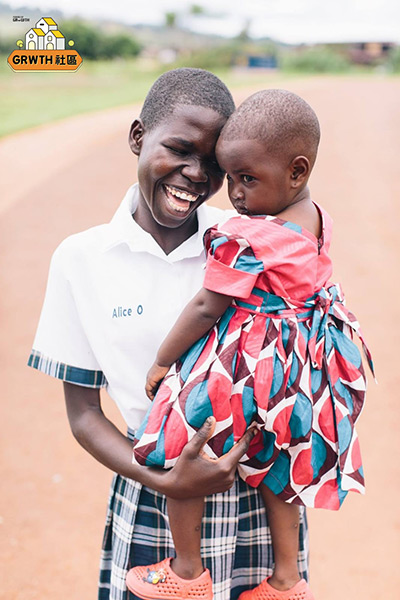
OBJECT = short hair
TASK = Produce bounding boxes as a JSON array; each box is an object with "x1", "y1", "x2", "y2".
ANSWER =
[
  {"x1": 140, "y1": 68, "x2": 235, "y2": 130},
  {"x1": 220, "y1": 89, "x2": 320, "y2": 166}
]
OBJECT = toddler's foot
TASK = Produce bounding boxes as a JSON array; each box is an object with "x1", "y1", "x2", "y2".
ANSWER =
[
  {"x1": 238, "y1": 577, "x2": 315, "y2": 600},
  {"x1": 126, "y1": 557, "x2": 213, "y2": 600},
  {"x1": 267, "y1": 574, "x2": 301, "y2": 591}
]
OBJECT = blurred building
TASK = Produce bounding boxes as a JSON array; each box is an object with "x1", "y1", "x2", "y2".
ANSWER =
[
  {"x1": 348, "y1": 41, "x2": 395, "y2": 65},
  {"x1": 322, "y1": 41, "x2": 396, "y2": 65}
]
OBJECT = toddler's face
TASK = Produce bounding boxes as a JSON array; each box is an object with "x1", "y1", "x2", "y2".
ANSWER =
[
  {"x1": 215, "y1": 138, "x2": 291, "y2": 216},
  {"x1": 133, "y1": 104, "x2": 226, "y2": 229}
]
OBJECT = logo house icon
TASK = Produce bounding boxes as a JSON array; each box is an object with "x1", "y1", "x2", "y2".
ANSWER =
[
  {"x1": 8, "y1": 16, "x2": 82, "y2": 72},
  {"x1": 26, "y1": 17, "x2": 65, "y2": 50}
]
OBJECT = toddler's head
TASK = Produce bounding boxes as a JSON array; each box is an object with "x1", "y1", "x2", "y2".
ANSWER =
[{"x1": 216, "y1": 89, "x2": 320, "y2": 216}]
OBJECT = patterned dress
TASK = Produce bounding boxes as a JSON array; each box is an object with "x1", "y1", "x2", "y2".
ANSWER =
[{"x1": 133, "y1": 205, "x2": 373, "y2": 510}]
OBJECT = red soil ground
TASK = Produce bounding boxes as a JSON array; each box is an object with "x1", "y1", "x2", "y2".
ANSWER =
[{"x1": 1, "y1": 76, "x2": 399, "y2": 599}]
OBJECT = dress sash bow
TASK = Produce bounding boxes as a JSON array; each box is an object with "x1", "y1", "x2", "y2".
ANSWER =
[{"x1": 305, "y1": 283, "x2": 375, "y2": 377}]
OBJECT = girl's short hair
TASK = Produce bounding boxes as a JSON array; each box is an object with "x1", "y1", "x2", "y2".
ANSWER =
[{"x1": 140, "y1": 68, "x2": 235, "y2": 129}]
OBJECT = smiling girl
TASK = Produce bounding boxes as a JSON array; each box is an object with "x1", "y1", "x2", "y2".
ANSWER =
[{"x1": 29, "y1": 71, "x2": 310, "y2": 600}]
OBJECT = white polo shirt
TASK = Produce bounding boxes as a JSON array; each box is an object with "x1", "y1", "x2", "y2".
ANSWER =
[{"x1": 29, "y1": 184, "x2": 229, "y2": 430}]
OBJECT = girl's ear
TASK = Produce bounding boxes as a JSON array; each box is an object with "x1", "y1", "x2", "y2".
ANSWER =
[
  {"x1": 290, "y1": 156, "x2": 310, "y2": 187},
  {"x1": 129, "y1": 119, "x2": 145, "y2": 156}
]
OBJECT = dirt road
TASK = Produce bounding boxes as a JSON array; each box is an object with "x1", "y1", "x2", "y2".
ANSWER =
[{"x1": 1, "y1": 76, "x2": 399, "y2": 599}]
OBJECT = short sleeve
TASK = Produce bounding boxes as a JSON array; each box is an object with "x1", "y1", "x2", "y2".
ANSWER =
[
  {"x1": 203, "y1": 225, "x2": 264, "y2": 298},
  {"x1": 28, "y1": 242, "x2": 106, "y2": 388}
]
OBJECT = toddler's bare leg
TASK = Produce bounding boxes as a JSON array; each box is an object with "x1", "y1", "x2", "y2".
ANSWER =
[
  {"x1": 259, "y1": 484, "x2": 301, "y2": 591},
  {"x1": 167, "y1": 496, "x2": 205, "y2": 579}
]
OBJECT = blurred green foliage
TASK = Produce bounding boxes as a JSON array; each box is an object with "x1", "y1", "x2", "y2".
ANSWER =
[
  {"x1": 173, "y1": 43, "x2": 239, "y2": 69},
  {"x1": 0, "y1": 35, "x2": 14, "y2": 54},
  {"x1": 0, "y1": 19, "x2": 141, "y2": 59},
  {"x1": 190, "y1": 4, "x2": 206, "y2": 15},
  {"x1": 281, "y1": 47, "x2": 351, "y2": 73},
  {"x1": 173, "y1": 40, "x2": 279, "y2": 70},
  {"x1": 164, "y1": 12, "x2": 177, "y2": 28},
  {"x1": 387, "y1": 46, "x2": 400, "y2": 73},
  {"x1": 60, "y1": 20, "x2": 141, "y2": 59}
]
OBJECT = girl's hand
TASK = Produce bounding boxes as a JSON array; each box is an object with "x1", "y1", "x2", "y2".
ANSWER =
[
  {"x1": 165, "y1": 417, "x2": 258, "y2": 498},
  {"x1": 145, "y1": 363, "x2": 170, "y2": 400}
]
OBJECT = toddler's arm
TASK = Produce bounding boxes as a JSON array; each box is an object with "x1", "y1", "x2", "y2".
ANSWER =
[{"x1": 146, "y1": 288, "x2": 233, "y2": 399}]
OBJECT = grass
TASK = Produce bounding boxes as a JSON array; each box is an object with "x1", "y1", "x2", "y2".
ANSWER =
[
  {"x1": 0, "y1": 58, "x2": 165, "y2": 137},
  {"x1": 0, "y1": 56, "x2": 388, "y2": 138},
  {"x1": 0, "y1": 56, "x2": 295, "y2": 138}
]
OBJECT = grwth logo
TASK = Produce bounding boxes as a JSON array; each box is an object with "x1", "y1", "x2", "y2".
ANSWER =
[{"x1": 8, "y1": 16, "x2": 82, "y2": 72}]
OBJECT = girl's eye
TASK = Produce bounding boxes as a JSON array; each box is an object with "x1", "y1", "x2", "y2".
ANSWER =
[
  {"x1": 226, "y1": 174, "x2": 232, "y2": 182},
  {"x1": 165, "y1": 145, "x2": 187, "y2": 156},
  {"x1": 242, "y1": 175, "x2": 255, "y2": 183}
]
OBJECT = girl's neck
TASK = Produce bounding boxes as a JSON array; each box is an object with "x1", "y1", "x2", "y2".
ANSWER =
[{"x1": 133, "y1": 204, "x2": 199, "y2": 255}]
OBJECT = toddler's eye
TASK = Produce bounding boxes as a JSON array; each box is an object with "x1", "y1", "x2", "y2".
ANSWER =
[
  {"x1": 242, "y1": 175, "x2": 255, "y2": 183},
  {"x1": 226, "y1": 174, "x2": 232, "y2": 182}
]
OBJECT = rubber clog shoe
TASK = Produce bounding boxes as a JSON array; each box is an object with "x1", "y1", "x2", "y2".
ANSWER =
[
  {"x1": 238, "y1": 577, "x2": 315, "y2": 600},
  {"x1": 126, "y1": 557, "x2": 213, "y2": 600}
]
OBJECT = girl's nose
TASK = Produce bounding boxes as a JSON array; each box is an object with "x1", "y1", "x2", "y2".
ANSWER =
[{"x1": 181, "y1": 159, "x2": 208, "y2": 183}]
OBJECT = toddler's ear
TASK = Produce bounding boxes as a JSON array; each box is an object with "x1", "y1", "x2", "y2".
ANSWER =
[
  {"x1": 290, "y1": 156, "x2": 310, "y2": 187},
  {"x1": 129, "y1": 119, "x2": 145, "y2": 155}
]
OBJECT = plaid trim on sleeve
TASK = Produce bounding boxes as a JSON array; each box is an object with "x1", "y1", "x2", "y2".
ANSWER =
[
  {"x1": 98, "y1": 430, "x2": 309, "y2": 600},
  {"x1": 28, "y1": 349, "x2": 107, "y2": 388}
]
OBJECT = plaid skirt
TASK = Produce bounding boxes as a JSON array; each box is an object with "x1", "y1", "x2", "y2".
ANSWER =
[{"x1": 98, "y1": 430, "x2": 309, "y2": 600}]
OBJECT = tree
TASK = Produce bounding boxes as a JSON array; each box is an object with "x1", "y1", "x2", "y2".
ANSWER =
[
  {"x1": 190, "y1": 4, "x2": 205, "y2": 15},
  {"x1": 59, "y1": 20, "x2": 141, "y2": 60},
  {"x1": 165, "y1": 12, "x2": 177, "y2": 28},
  {"x1": 236, "y1": 18, "x2": 251, "y2": 42}
]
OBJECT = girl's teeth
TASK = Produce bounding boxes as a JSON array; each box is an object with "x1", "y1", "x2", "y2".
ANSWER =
[
  {"x1": 167, "y1": 198, "x2": 189, "y2": 212},
  {"x1": 165, "y1": 185, "x2": 198, "y2": 202}
]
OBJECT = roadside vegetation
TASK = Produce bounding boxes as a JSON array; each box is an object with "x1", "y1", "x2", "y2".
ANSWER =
[{"x1": 1, "y1": 16, "x2": 397, "y2": 138}]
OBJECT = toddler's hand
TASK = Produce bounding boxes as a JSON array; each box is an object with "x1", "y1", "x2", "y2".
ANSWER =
[{"x1": 145, "y1": 363, "x2": 169, "y2": 400}]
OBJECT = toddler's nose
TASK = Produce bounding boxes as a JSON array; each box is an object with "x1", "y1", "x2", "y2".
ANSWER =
[{"x1": 231, "y1": 190, "x2": 245, "y2": 201}]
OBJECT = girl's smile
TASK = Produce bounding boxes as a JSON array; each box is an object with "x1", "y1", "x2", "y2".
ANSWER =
[{"x1": 163, "y1": 183, "x2": 203, "y2": 214}]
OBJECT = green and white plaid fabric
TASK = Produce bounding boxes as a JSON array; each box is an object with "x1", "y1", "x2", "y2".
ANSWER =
[{"x1": 28, "y1": 350, "x2": 107, "y2": 388}]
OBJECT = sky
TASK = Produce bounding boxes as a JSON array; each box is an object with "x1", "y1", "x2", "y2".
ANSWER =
[{"x1": 5, "y1": 0, "x2": 400, "y2": 44}]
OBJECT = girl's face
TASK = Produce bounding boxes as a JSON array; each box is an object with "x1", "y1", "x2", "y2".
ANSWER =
[
  {"x1": 130, "y1": 104, "x2": 227, "y2": 231},
  {"x1": 216, "y1": 138, "x2": 292, "y2": 216}
]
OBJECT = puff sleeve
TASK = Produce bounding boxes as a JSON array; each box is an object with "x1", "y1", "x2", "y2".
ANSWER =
[{"x1": 203, "y1": 224, "x2": 264, "y2": 299}]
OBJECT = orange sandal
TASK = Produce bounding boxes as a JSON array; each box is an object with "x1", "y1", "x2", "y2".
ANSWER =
[
  {"x1": 126, "y1": 557, "x2": 213, "y2": 600},
  {"x1": 238, "y1": 577, "x2": 315, "y2": 600}
]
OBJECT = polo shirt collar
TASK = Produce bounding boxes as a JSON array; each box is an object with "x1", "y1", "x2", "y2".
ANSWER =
[{"x1": 104, "y1": 184, "x2": 209, "y2": 262}]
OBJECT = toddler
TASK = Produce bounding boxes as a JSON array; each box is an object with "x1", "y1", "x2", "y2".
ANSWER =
[{"x1": 126, "y1": 90, "x2": 373, "y2": 600}]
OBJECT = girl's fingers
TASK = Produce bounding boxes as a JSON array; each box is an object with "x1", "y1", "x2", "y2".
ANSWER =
[{"x1": 219, "y1": 427, "x2": 257, "y2": 464}]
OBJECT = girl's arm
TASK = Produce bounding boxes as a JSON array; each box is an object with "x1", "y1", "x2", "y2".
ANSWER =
[
  {"x1": 146, "y1": 288, "x2": 233, "y2": 398},
  {"x1": 63, "y1": 382, "x2": 255, "y2": 499}
]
